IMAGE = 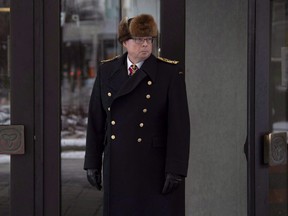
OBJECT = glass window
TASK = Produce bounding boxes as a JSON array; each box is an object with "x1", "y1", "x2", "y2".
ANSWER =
[
  {"x1": 0, "y1": 0, "x2": 11, "y2": 215},
  {"x1": 270, "y1": 0, "x2": 288, "y2": 215},
  {"x1": 60, "y1": 1, "x2": 160, "y2": 215}
]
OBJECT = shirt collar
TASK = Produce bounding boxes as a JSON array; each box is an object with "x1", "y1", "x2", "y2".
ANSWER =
[{"x1": 127, "y1": 57, "x2": 144, "y2": 72}]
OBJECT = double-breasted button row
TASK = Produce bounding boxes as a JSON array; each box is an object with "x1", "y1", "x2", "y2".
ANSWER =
[
  {"x1": 146, "y1": 80, "x2": 152, "y2": 100},
  {"x1": 137, "y1": 122, "x2": 144, "y2": 142},
  {"x1": 136, "y1": 80, "x2": 153, "y2": 143},
  {"x1": 107, "y1": 91, "x2": 112, "y2": 112},
  {"x1": 110, "y1": 81, "x2": 152, "y2": 143},
  {"x1": 111, "y1": 119, "x2": 116, "y2": 140},
  {"x1": 139, "y1": 83, "x2": 149, "y2": 141}
]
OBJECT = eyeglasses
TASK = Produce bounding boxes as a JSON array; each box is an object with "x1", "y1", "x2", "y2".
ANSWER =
[{"x1": 132, "y1": 37, "x2": 154, "y2": 44}]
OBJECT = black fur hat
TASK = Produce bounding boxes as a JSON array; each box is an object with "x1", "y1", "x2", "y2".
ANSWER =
[{"x1": 118, "y1": 14, "x2": 158, "y2": 43}]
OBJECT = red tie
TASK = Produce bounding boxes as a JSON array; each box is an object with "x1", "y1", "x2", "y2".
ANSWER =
[{"x1": 129, "y1": 64, "x2": 138, "y2": 76}]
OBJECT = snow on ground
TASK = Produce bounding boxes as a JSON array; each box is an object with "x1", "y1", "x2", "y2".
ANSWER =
[
  {"x1": 61, "y1": 139, "x2": 85, "y2": 146},
  {"x1": 61, "y1": 151, "x2": 85, "y2": 159},
  {"x1": 0, "y1": 151, "x2": 85, "y2": 164},
  {"x1": 0, "y1": 155, "x2": 10, "y2": 163}
]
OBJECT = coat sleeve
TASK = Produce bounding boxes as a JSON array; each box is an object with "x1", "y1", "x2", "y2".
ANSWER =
[
  {"x1": 84, "y1": 69, "x2": 106, "y2": 171},
  {"x1": 165, "y1": 68, "x2": 190, "y2": 177}
]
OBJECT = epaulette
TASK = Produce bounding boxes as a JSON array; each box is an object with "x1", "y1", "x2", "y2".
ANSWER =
[
  {"x1": 157, "y1": 56, "x2": 179, "y2": 64},
  {"x1": 100, "y1": 55, "x2": 120, "y2": 63}
]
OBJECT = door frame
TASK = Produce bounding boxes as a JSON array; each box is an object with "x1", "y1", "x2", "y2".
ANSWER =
[
  {"x1": 10, "y1": 0, "x2": 35, "y2": 215},
  {"x1": 10, "y1": 0, "x2": 60, "y2": 215},
  {"x1": 10, "y1": 0, "x2": 184, "y2": 215},
  {"x1": 247, "y1": 0, "x2": 271, "y2": 215}
]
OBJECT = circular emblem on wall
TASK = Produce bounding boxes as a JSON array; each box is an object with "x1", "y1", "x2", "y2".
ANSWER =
[
  {"x1": 271, "y1": 135, "x2": 286, "y2": 164},
  {"x1": 0, "y1": 125, "x2": 24, "y2": 154}
]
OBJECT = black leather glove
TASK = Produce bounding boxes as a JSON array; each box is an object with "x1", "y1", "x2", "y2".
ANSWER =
[
  {"x1": 87, "y1": 169, "x2": 102, "y2": 190},
  {"x1": 162, "y1": 173, "x2": 184, "y2": 194}
]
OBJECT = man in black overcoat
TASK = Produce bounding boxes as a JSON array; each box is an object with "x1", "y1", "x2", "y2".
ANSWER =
[{"x1": 84, "y1": 14, "x2": 190, "y2": 216}]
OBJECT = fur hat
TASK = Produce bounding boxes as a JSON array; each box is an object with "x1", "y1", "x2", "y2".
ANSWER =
[{"x1": 118, "y1": 14, "x2": 158, "y2": 43}]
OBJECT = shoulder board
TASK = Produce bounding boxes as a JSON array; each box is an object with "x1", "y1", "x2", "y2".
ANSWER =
[
  {"x1": 100, "y1": 55, "x2": 120, "y2": 63},
  {"x1": 157, "y1": 56, "x2": 179, "y2": 64}
]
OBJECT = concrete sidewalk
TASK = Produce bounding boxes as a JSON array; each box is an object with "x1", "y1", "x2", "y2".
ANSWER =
[
  {"x1": 62, "y1": 158, "x2": 103, "y2": 216},
  {"x1": 0, "y1": 158, "x2": 103, "y2": 216}
]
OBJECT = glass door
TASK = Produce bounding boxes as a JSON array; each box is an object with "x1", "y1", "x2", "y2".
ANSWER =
[
  {"x1": 60, "y1": 1, "x2": 160, "y2": 215},
  {"x1": 0, "y1": 1, "x2": 10, "y2": 215},
  {"x1": 269, "y1": 0, "x2": 288, "y2": 215}
]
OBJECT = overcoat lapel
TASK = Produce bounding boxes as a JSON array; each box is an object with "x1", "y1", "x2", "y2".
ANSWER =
[
  {"x1": 140, "y1": 54, "x2": 157, "y2": 82},
  {"x1": 107, "y1": 54, "x2": 157, "y2": 103},
  {"x1": 114, "y1": 69, "x2": 147, "y2": 100},
  {"x1": 107, "y1": 65, "x2": 128, "y2": 92}
]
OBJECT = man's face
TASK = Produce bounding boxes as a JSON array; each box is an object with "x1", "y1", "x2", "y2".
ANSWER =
[{"x1": 123, "y1": 37, "x2": 153, "y2": 64}]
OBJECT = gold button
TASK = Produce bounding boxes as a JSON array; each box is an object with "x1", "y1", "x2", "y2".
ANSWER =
[
  {"x1": 111, "y1": 135, "x2": 116, "y2": 140},
  {"x1": 137, "y1": 138, "x2": 142, "y2": 143},
  {"x1": 111, "y1": 121, "x2": 116, "y2": 125},
  {"x1": 108, "y1": 107, "x2": 111, "y2": 111},
  {"x1": 146, "y1": 94, "x2": 151, "y2": 99},
  {"x1": 139, "y1": 123, "x2": 144, "y2": 127},
  {"x1": 147, "y1": 81, "x2": 152, "y2": 85},
  {"x1": 108, "y1": 92, "x2": 112, "y2": 97},
  {"x1": 143, "y1": 108, "x2": 147, "y2": 113}
]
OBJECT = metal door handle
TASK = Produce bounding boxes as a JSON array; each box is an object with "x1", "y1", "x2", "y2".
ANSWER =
[
  {"x1": 0, "y1": 125, "x2": 24, "y2": 154},
  {"x1": 264, "y1": 132, "x2": 287, "y2": 166}
]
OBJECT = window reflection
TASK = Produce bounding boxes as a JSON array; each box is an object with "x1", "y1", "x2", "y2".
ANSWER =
[
  {"x1": 0, "y1": 1, "x2": 10, "y2": 215},
  {"x1": 60, "y1": 1, "x2": 160, "y2": 215},
  {"x1": 61, "y1": 0, "x2": 118, "y2": 214},
  {"x1": 0, "y1": 3, "x2": 10, "y2": 123},
  {"x1": 270, "y1": 1, "x2": 288, "y2": 216}
]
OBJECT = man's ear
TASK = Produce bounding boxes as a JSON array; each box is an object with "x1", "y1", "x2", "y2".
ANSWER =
[{"x1": 122, "y1": 41, "x2": 127, "y2": 48}]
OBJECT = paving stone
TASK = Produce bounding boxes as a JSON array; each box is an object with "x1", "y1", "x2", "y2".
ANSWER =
[{"x1": 0, "y1": 158, "x2": 103, "y2": 216}]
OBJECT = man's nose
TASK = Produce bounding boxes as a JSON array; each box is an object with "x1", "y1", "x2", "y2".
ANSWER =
[{"x1": 142, "y1": 40, "x2": 148, "y2": 46}]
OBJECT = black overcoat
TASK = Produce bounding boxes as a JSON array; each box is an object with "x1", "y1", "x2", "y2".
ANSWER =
[{"x1": 84, "y1": 53, "x2": 190, "y2": 216}]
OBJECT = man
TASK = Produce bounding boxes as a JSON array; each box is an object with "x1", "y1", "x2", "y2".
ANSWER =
[{"x1": 84, "y1": 14, "x2": 190, "y2": 216}]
